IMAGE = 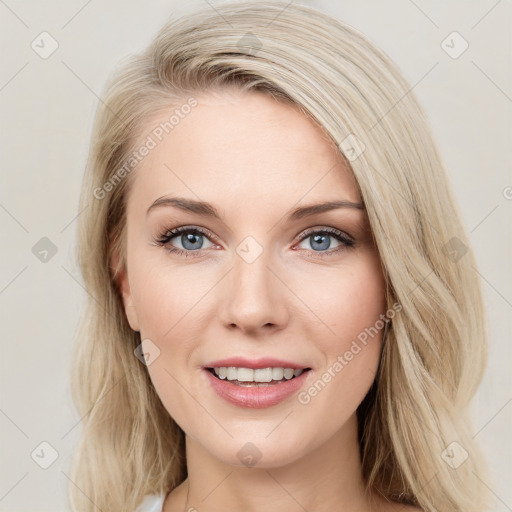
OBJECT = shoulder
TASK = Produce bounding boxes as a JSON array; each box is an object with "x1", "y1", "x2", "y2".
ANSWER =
[{"x1": 135, "y1": 493, "x2": 166, "y2": 512}]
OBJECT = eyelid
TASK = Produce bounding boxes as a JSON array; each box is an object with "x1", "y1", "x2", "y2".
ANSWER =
[
  {"x1": 157, "y1": 225, "x2": 220, "y2": 245},
  {"x1": 154, "y1": 224, "x2": 355, "y2": 259},
  {"x1": 295, "y1": 226, "x2": 354, "y2": 244},
  {"x1": 157, "y1": 225, "x2": 352, "y2": 245}
]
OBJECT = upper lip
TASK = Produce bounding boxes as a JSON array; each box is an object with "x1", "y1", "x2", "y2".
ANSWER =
[{"x1": 204, "y1": 357, "x2": 311, "y2": 370}]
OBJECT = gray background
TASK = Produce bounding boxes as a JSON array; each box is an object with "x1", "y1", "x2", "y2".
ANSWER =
[{"x1": 1, "y1": 0, "x2": 510, "y2": 510}]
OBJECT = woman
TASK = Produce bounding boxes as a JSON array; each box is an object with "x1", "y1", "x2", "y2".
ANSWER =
[{"x1": 69, "y1": 2, "x2": 490, "y2": 511}]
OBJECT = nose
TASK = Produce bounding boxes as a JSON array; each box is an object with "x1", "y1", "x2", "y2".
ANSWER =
[{"x1": 217, "y1": 250, "x2": 289, "y2": 335}]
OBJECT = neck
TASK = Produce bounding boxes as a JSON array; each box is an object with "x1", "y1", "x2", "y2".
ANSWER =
[{"x1": 168, "y1": 413, "x2": 383, "y2": 512}]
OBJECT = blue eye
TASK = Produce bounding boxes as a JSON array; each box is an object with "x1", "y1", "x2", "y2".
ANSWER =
[
  {"x1": 155, "y1": 226, "x2": 215, "y2": 258},
  {"x1": 154, "y1": 225, "x2": 355, "y2": 259},
  {"x1": 296, "y1": 228, "x2": 355, "y2": 256}
]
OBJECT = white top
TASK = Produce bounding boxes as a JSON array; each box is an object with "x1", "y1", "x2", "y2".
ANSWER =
[{"x1": 134, "y1": 493, "x2": 166, "y2": 512}]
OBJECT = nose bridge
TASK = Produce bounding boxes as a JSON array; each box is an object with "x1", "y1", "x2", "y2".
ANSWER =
[
  {"x1": 219, "y1": 242, "x2": 288, "y2": 332},
  {"x1": 235, "y1": 248, "x2": 272, "y2": 297}
]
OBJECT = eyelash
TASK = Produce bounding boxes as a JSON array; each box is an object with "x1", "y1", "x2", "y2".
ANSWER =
[{"x1": 153, "y1": 225, "x2": 355, "y2": 260}]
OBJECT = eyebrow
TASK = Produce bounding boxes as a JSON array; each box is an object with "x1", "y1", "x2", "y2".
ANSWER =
[{"x1": 146, "y1": 196, "x2": 365, "y2": 222}]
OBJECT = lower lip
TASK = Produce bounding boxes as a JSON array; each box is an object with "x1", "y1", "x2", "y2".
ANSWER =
[{"x1": 204, "y1": 368, "x2": 311, "y2": 408}]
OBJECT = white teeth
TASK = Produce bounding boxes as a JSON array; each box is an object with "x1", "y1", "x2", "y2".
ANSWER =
[
  {"x1": 212, "y1": 366, "x2": 304, "y2": 382},
  {"x1": 237, "y1": 367, "x2": 255, "y2": 382},
  {"x1": 272, "y1": 367, "x2": 284, "y2": 381},
  {"x1": 283, "y1": 368, "x2": 294, "y2": 379}
]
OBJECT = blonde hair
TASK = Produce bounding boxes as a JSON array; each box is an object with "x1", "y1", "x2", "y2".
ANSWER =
[{"x1": 69, "y1": 2, "x2": 490, "y2": 511}]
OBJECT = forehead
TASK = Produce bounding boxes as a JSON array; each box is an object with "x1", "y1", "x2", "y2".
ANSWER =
[{"x1": 126, "y1": 90, "x2": 361, "y2": 212}]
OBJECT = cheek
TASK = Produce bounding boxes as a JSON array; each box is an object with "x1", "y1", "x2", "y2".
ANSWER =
[
  {"x1": 304, "y1": 253, "x2": 386, "y2": 353},
  {"x1": 130, "y1": 262, "x2": 209, "y2": 434},
  {"x1": 129, "y1": 256, "x2": 210, "y2": 340},
  {"x1": 295, "y1": 255, "x2": 386, "y2": 413}
]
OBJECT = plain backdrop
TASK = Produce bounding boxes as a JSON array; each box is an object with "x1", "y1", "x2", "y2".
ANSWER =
[{"x1": 0, "y1": 1, "x2": 510, "y2": 510}]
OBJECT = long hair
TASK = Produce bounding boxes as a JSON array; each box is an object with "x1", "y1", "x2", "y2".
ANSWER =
[{"x1": 69, "y1": 2, "x2": 490, "y2": 511}]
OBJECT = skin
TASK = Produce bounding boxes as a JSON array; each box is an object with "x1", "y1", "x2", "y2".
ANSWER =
[{"x1": 115, "y1": 89, "x2": 419, "y2": 511}]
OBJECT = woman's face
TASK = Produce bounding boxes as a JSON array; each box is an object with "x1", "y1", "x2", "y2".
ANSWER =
[{"x1": 117, "y1": 89, "x2": 387, "y2": 468}]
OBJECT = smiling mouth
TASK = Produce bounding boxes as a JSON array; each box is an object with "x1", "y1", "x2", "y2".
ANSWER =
[{"x1": 206, "y1": 367, "x2": 312, "y2": 387}]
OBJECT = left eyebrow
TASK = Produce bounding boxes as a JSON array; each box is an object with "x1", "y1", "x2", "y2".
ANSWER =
[
  {"x1": 146, "y1": 196, "x2": 365, "y2": 221},
  {"x1": 286, "y1": 199, "x2": 365, "y2": 222}
]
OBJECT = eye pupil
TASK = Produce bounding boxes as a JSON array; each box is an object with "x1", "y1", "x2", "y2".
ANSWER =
[
  {"x1": 183, "y1": 232, "x2": 203, "y2": 250},
  {"x1": 310, "y1": 233, "x2": 331, "y2": 251}
]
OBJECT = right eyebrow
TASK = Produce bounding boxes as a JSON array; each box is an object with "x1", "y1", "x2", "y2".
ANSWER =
[{"x1": 146, "y1": 196, "x2": 221, "y2": 218}]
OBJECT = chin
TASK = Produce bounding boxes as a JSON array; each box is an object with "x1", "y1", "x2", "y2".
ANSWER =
[{"x1": 203, "y1": 435, "x2": 310, "y2": 469}]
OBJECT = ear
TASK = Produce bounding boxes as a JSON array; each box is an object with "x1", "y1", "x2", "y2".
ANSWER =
[{"x1": 111, "y1": 250, "x2": 140, "y2": 332}]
